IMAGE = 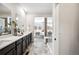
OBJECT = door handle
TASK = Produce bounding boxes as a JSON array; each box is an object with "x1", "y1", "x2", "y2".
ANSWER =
[{"x1": 54, "y1": 38, "x2": 56, "y2": 40}]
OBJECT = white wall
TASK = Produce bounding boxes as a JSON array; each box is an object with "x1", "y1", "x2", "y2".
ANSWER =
[
  {"x1": 26, "y1": 13, "x2": 35, "y2": 31},
  {"x1": 59, "y1": 3, "x2": 79, "y2": 55}
]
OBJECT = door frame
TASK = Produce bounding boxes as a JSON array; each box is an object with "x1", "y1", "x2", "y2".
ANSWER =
[{"x1": 52, "y1": 3, "x2": 60, "y2": 55}]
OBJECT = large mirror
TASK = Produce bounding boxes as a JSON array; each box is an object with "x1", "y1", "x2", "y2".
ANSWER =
[
  {"x1": 0, "y1": 4, "x2": 12, "y2": 36},
  {"x1": 0, "y1": 17, "x2": 12, "y2": 36}
]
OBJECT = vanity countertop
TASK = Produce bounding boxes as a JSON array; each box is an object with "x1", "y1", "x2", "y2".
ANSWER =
[{"x1": 0, "y1": 31, "x2": 32, "y2": 50}]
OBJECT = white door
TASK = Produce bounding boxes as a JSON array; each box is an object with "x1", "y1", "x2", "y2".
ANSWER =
[{"x1": 52, "y1": 4, "x2": 60, "y2": 55}]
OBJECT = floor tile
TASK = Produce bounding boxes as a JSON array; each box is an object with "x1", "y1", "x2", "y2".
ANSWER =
[{"x1": 29, "y1": 37, "x2": 52, "y2": 55}]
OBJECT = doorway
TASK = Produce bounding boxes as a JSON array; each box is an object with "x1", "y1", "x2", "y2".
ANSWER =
[
  {"x1": 29, "y1": 16, "x2": 53, "y2": 55},
  {"x1": 29, "y1": 4, "x2": 60, "y2": 55},
  {"x1": 34, "y1": 17, "x2": 44, "y2": 39},
  {"x1": 34, "y1": 17, "x2": 53, "y2": 41}
]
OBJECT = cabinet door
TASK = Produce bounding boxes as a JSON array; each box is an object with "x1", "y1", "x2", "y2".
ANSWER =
[
  {"x1": 29, "y1": 35, "x2": 30, "y2": 43},
  {"x1": 28, "y1": 35, "x2": 30, "y2": 45},
  {"x1": 16, "y1": 39, "x2": 23, "y2": 55},
  {"x1": 30, "y1": 34, "x2": 31, "y2": 43},
  {"x1": 16, "y1": 43, "x2": 22, "y2": 55},
  {"x1": 0, "y1": 43, "x2": 15, "y2": 55},
  {"x1": 6, "y1": 48, "x2": 16, "y2": 55},
  {"x1": 30, "y1": 33, "x2": 32, "y2": 43},
  {"x1": 28, "y1": 35, "x2": 29, "y2": 45},
  {"x1": 25, "y1": 36, "x2": 28, "y2": 48},
  {"x1": 23, "y1": 38, "x2": 26, "y2": 53}
]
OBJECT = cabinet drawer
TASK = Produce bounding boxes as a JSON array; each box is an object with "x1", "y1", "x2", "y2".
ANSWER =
[{"x1": 0, "y1": 43, "x2": 15, "y2": 55}]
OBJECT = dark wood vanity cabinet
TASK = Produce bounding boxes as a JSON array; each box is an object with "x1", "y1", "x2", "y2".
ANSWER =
[
  {"x1": 0, "y1": 43, "x2": 16, "y2": 55},
  {"x1": 6, "y1": 48, "x2": 16, "y2": 55},
  {"x1": 25, "y1": 36, "x2": 28, "y2": 49},
  {"x1": 30, "y1": 33, "x2": 32, "y2": 43},
  {"x1": 15, "y1": 38, "x2": 23, "y2": 55},
  {"x1": 15, "y1": 33, "x2": 33, "y2": 55},
  {"x1": 22, "y1": 33, "x2": 33, "y2": 53},
  {"x1": 27, "y1": 35, "x2": 30, "y2": 45},
  {"x1": 23, "y1": 37, "x2": 26, "y2": 53},
  {"x1": 0, "y1": 33, "x2": 32, "y2": 55}
]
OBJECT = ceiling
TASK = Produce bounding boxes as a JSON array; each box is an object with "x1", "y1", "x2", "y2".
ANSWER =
[
  {"x1": 0, "y1": 3, "x2": 53, "y2": 15},
  {"x1": 20, "y1": 3, "x2": 53, "y2": 14}
]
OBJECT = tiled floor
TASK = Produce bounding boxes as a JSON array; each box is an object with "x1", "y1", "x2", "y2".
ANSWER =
[{"x1": 29, "y1": 37, "x2": 52, "y2": 55}]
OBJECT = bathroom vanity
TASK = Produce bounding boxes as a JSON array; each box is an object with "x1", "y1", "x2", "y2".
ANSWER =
[{"x1": 0, "y1": 32, "x2": 32, "y2": 55}]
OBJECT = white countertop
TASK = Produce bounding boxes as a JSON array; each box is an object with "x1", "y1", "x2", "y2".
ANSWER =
[{"x1": 0, "y1": 31, "x2": 32, "y2": 50}]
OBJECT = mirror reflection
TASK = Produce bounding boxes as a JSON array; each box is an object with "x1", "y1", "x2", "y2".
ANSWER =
[
  {"x1": 0, "y1": 17, "x2": 12, "y2": 36},
  {"x1": 0, "y1": 3, "x2": 12, "y2": 36}
]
